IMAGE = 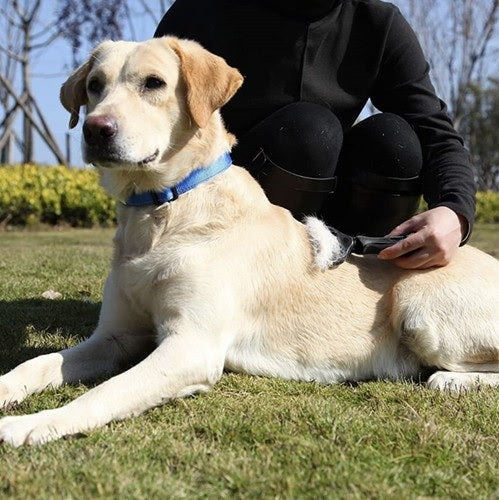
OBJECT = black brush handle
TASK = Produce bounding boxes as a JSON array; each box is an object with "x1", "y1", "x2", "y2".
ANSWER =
[{"x1": 354, "y1": 235, "x2": 407, "y2": 255}]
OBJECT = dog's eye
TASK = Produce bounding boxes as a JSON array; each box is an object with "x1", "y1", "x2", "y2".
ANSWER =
[
  {"x1": 88, "y1": 78, "x2": 103, "y2": 94},
  {"x1": 144, "y1": 77, "x2": 166, "y2": 90}
]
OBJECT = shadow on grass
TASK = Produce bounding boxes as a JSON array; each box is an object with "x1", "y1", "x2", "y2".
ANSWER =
[{"x1": 0, "y1": 299, "x2": 101, "y2": 371}]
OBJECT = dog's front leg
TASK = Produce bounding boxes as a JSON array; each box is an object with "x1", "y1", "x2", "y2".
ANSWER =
[
  {"x1": 0, "y1": 327, "x2": 226, "y2": 446},
  {"x1": 0, "y1": 274, "x2": 153, "y2": 409},
  {"x1": 0, "y1": 332, "x2": 152, "y2": 410}
]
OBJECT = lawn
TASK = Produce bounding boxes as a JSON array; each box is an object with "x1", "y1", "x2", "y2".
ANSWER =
[{"x1": 0, "y1": 226, "x2": 498, "y2": 499}]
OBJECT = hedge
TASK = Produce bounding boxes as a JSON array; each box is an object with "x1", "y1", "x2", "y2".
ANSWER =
[
  {"x1": 0, "y1": 164, "x2": 498, "y2": 227},
  {"x1": 475, "y1": 190, "x2": 499, "y2": 223},
  {"x1": 0, "y1": 164, "x2": 116, "y2": 227}
]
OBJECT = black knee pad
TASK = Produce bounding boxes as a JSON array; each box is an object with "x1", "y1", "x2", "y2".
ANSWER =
[
  {"x1": 321, "y1": 113, "x2": 423, "y2": 236},
  {"x1": 338, "y1": 112, "x2": 423, "y2": 178},
  {"x1": 230, "y1": 102, "x2": 342, "y2": 217},
  {"x1": 232, "y1": 101, "x2": 343, "y2": 179},
  {"x1": 321, "y1": 174, "x2": 421, "y2": 236},
  {"x1": 251, "y1": 149, "x2": 337, "y2": 218}
]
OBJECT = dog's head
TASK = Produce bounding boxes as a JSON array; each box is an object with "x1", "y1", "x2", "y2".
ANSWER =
[{"x1": 60, "y1": 37, "x2": 243, "y2": 175}]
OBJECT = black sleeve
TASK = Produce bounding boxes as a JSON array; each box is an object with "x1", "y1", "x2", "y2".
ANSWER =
[{"x1": 370, "y1": 6, "x2": 476, "y2": 241}]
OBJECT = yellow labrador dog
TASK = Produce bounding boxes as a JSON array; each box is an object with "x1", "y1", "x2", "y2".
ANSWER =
[{"x1": 0, "y1": 37, "x2": 498, "y2": 446}]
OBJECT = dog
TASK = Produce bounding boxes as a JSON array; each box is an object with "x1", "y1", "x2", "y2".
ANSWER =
[{"x1": 0, "y1": 37, "x2": 497, "y2": 446}]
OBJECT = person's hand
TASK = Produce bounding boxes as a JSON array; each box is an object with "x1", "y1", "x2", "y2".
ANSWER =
[{"x1": 377, "y1": 206, "x2": 467, "y2": 269}]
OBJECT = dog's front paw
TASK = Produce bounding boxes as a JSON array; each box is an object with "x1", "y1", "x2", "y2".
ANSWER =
[
  {"x1": 304, "y1": 217, "x2": 352, "y2": 270},
  {"x1": 0, "y1": 411, "x2": 74, "y2": 447},
  {"x1": 0, "y1": 380, "x2": 26, "y2": 410}
]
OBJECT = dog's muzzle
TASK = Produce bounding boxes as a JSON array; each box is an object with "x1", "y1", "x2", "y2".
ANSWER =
[{"x1": 82, "y1": 115, "x2": 158, "y2": 167}]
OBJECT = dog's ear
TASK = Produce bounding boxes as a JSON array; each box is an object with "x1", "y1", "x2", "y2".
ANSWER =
[
  {"x1": 60, "y1": 59, "x2": 94, "y2": 129},
  {"x1": 60, "y1": 42, "x2": 112, "y2": 129},
  {"x1": 169, "y1": 38, "x2": 244, "y2": 128}
]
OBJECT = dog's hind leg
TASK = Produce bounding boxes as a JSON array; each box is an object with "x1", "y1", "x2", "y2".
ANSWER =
[
  {"x1": 398, "y1": 310, "x2": 498, "y2": 391},
  {"x1": 0, "y1": 324, "x2": 226, "y2": 446},
  {"x1": 0, "y1": 274, "x2": 154, "y2": 409},
  {"x1": 393, "y1": 266, "x2": 499, "y2": 390},
  {"x1": 400, "y1": 320, "x2": 498, "y2": 390}
]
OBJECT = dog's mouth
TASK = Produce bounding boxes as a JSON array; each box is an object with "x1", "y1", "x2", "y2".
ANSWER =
[
  {"x1": 86, "y1": 148, "x2": 160, "y2": 169},
  {"x1": 138, "y1": 149, "x2": 159, "y2": 166}
]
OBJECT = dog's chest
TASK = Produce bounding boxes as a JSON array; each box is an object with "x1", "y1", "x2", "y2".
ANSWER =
[
  {"x1": 113, "y1": 222, "x2": 190, "y2": 311},
  {"x1": 119, "y1": 240, "x2": 195, "y2": 307}
]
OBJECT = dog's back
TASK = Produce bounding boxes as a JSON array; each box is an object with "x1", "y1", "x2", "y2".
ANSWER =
[{"x1": 220, "y1": 187, "x2": 499, "y2": 387}]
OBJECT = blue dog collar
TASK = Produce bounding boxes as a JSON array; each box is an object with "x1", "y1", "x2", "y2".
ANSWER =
[{"x1": 124, "y1": 152, "x2": 232, "y2": 207}]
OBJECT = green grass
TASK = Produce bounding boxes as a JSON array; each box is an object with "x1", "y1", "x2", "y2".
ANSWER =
[{"x1": 0, "y1": 225, "x2": 498, "y2": 499}]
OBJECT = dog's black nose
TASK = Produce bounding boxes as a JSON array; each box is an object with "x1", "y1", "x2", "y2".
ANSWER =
[{"x1": 83, "y1": 115, "x2": 118, "y2": 145}]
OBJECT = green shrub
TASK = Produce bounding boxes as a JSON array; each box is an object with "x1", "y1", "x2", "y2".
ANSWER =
[
  {"x1": 419, "y1": 191, "x2": 499, "y2": 223},
  {"x1": 475, "y1": 191, "x2": 499, "y2": 223},
  {"x1": 0, "y1": 164, "x2": 116, "y2": 227}
]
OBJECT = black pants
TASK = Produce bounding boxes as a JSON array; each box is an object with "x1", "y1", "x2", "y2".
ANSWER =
[{"x1": 231, "y1": 102, "x2": 422, "y2": 236}]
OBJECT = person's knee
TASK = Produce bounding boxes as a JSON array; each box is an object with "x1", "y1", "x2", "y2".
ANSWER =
[
  {"x1": 340, "y1": 112, "x2": 422, "y2": 178},
  {"x1": 233, "y1": 102, "x2": 343, "y2": 178},
  {"x1": 322, "y1": 113, "x2": 423, "y2": 235}
]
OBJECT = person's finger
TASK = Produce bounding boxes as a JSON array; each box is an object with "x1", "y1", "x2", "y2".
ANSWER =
[
  {"x1": 378, "y1": 232, "x2": 425, "y2": 260},
  {"x1": 391, "y1": 249, "x2": 435, "y2": 269},
  {"x1": 387, "y1": 214, "x2": 424, "y2": 236}
]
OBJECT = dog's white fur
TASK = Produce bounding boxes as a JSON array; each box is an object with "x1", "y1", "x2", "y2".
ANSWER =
[
  {"x1": 304, "y1": 216, "x2": 345, "y2": 270},
  {"x1": 0, "y1": 37, "x2": 497, "y2": 446}
]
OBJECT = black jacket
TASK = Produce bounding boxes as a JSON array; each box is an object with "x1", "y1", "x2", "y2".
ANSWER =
[{"x1": 155, "y1": 0, "x2": 476, "y2": 231}]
